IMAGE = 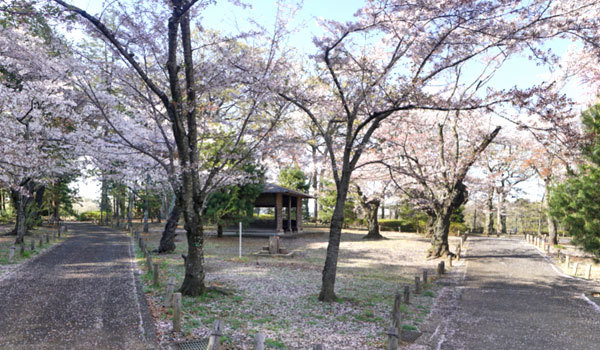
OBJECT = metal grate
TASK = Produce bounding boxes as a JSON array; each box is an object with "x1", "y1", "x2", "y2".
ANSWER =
[{"x1": 176, "y1": 339, "x2": 209, "y2": 350}]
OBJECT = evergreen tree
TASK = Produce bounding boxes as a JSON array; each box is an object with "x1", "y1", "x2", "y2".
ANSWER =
[
  {"x1": 278, "y1": 165, "x2": 310, "y2": 218},
  {"x1": 549, "y1": 104, "x2": 600, "y2": 256}
]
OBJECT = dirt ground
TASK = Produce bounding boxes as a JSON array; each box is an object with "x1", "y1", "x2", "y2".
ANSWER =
[
  {"x1": 133, "y1": 224, "x2": 461, "y2": 349},
  {"x1": 0, "y1": 223, "x2": 64, "y2": 278}
]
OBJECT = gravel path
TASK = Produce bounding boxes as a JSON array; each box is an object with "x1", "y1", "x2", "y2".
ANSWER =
[
  {"x1": 0, "y1": 223, "x2": 155, "y2": 349},
  {"x1": 415, "y1": 236, "x2": 600, "y2": 350}
]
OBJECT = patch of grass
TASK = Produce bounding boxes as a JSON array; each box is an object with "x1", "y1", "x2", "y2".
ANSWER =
[
  {"x1": 354, "y1": 310, "x2": 383, "y2": 323},
  {"x1": 423, "y1": 290, "x2": 435, "y2": 297},
  {"x1": 554, "y1": 244, "x2": 566, "y2": 250},
  {"x1": 265, "y1": 338, "x2": 286, "y2": 349},
  {"x1": 402, "y1": 324, "x2": 418, "y2": 331}
]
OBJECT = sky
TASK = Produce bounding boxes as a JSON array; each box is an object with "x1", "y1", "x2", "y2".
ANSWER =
[{"x1": 67, "y1": 0, "x2": 588, "y2": 204}]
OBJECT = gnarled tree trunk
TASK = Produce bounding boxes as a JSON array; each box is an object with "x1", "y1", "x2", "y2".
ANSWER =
[
  {"x1": 427, "y1": 182, "x2": 467, "y2": 258},
  {"x1": 356, "y1": 185, "x2": 385, "y2": 240},
  {"x1": 158, "y1": 200, "x2": 181, "y2": 254}
]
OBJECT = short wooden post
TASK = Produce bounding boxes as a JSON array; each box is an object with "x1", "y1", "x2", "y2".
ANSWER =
[
  {"x1": 573, "y1": 262, "x2": 579, "y2": 276},
  {"x1": 153, "y1": 263, "x2": 159, "y2": 286},
  {"x1": 387, "y1": 326, "x2": 399, "y2": 350},
  {"x1": 461, "y1": 234, "x2": 467, "y2": 244},
  {"x1": 437, "y1": 261, "x2": 445, "y2": 275},
  {"x1": 172, "y1": 292, "x2": 182, "y2": 332},
  {"x1": 545, "y1": 244, "x2": 550, "y2": 254},
  {"x1": 45, "y1": 233, "x2": 49, "y2": 243},
  {"x1": 565, "y1": 255, "x2": 570, "y2": 269},
  {"x1": 447, "y1": 255, "x2": 453, "y2": 268},
  {"x1": 30, "y1": 240, "x2": 34, "y2": 251},
  {"x1": 207, "y1": 319, "x2": 223, "y2": 350},
  {"x1": 392, "y1": 291, "x2": 402, "y2": 330},
  {"x1": 415, "y1": 276, "x2": 421, "y2": 294},
  {"x1": 254, "y1": 332, "x2": 266, "y2": 350},
  {"x1": 39, "y1": 238, "x2": 43, "y2": 249},
  {"x1": 586, "y1": 264, "x2": 592, "y2": 280},
  {"x1": 135, "y1": 230, "x2": 140, "y2": 240},
  {"x1": 20, "y1": 243, "x2": 25, "y2": 256},
  {"x1": 456, "y1": 245, "x2": 461, "y2": 261},
  {"x1": 138, "y1": 237, "x2": 143, "y2": 248},
  {"x1": 422, "y1": 270, "x2": 428, "y2": 284},
  {"x1": 403, "y1": 285, "x2": 410, "y2": 304},
  {"x1": 146, "y1": 255, "x2": 152, "y2": 272},
  {"x1": 312, "y1": 345, "x2": 324, "y2": 350},
  {"x1": 9, "y1": 246, "x2": 15, "y2": 262},
  {"x1": 164, "y1": 277, "x2": 176, "y2": 307},
  {"x1": 64, "y1": 224, "x2": 68, "y2": 232}
]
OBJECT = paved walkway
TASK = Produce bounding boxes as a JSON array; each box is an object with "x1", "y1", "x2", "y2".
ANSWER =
[
  {"x1": 0, "y1": 223, "x2": 155, "y2": 349},
  {"x1": 415, "y1": 236, "x2": 600, "y2": 350}
]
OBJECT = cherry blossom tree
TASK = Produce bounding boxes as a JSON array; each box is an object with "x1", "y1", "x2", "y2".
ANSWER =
[
  {"x1": 51, "y1": 0, "x2": 288, "y2": 296},
  {"x1": 482, "y1": 138, "x2": 535, "y2": 235},
  {"x1": 378, "y1": 110, "x2": 501, "y2": 257},
  {"x1": 0, "y1": 17, "x2": 80, "y2": 244},
  {"x1": 274, "y1": 0, "x2": 600, "y2": 301}
]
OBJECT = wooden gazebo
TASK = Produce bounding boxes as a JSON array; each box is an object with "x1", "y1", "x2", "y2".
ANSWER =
[{"x1": 253, "y1": 183, "x2": 313, "y2": 233}]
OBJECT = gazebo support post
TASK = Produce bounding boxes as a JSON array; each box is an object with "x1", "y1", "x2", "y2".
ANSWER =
[
  {"x1": 296, "y1": 196, "x2": 303, "y2": 232},
  {"x1": 276, "y1": 193, "x2": 283, "y2": 233},
  {"x1": 287, "y1": 195, "x2": 292, "y2": 233}
]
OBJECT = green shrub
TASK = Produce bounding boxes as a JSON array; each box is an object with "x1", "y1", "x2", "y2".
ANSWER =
[
  {"x1": 449, "y1": 222, "x2": 467, "y2": 234},
  {"x1": 253, "y1": 214, "x2": 274, "y2": 221},
  {"x1": 379, "y1": 219, "x2": 423, "y2": 233},
  {"x1": 78, "y1": 210, "x2": 101, "y2": 221}
]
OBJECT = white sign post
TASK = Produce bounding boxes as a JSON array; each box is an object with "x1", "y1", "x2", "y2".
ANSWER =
[{"x1": 239, "y1": 222, "x2": 242, "y2": 258}]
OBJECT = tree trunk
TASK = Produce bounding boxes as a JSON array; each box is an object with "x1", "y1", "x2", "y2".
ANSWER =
[
  {"x1": 25, "y1": 186, "x2": 44, "y2": 230},
  {"x1": 427, "y1": 183, "x2": 467, "y2": 258},
  {"x1": 143, "y1": 182, "x2": 149, "y2": 233},
  {"x1": 52, "y1": 198, "x2": 60, "y2": 225},
  {"x1": 179, "y1": 174, "x2": 206, "y2": 296},
  {"x1": 319, "y1": 177, "x2": 349, "y2": 302},
  {"x1": 364, "y1": 201, "x2": 384, "y2": 240},
  {"x1": 158, "y1": 200, "x2": 181, "y2": 254},
  {"x1": 318, "y1": 168, "x2": 325, "y2": 221},
  {"x1": 356, "y1": 184, "x2": 385, "y2": 240},
  {"x1": 428, "y1": 208, "x2": 452, "y2": 258},
  {"x1": 425, "y1": 213, "x2": 435, "y2": 236},
  {"x1": 217, "y1": 223, "x2": 223, "y2": 238},
  {"x1": 544, "y1": 185, "x2": 558, "y2": 244},
  {"x1": 0, "y1": 190, "x2": 4, "y2": 214},
  {"x1": 127, "y1": 193, "x2": 133, "y2": 231},
  {"x1": 15, "y1": 192, "x2": 28, "y2": 244},
  {"x1": 380, "y1": 200, "x2": 385, "y2": 219},
  {"x1": 484, "y1": 188, "x2": 494, "y2": 236},
  {"x1": 496, "y1": 189, "x2": 506, "y2": 235}
]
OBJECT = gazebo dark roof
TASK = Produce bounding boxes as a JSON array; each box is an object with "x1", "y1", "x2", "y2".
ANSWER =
[{"x1": 261, "y1": 183, "x2": 313, "y2": 198}]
